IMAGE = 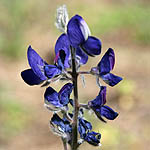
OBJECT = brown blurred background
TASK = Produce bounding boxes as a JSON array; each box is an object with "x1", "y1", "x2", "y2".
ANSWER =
[{"x1": 0, "y1": 0, "x2": 150, "y2": 150}]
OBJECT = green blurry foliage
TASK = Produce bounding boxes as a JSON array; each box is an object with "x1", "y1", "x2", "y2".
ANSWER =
[
  {"x1": 0, "y1": 0, "x2": 149, "y2": 60},
  {"x1": 95, "y1": 124, "x2": 139, "y2": 150},
  {"x1": 117, "y1": 79, "x2": 137, "y2": 111},
  {"x1": 75, "y1": 2, "x2": 150, "y2": 45},
  {"x1": 0, "y1": 83, "x2": 31, "y2": 141},
  {"x1": 0, "y1": 0, "x2": 27, "y2": 58}
]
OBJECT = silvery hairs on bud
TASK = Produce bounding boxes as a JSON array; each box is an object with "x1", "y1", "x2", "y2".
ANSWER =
[{"x1": 55, "y1": 5, "x2": 69, "y2": 33}]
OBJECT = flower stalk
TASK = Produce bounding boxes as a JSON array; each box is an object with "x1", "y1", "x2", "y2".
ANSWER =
[{"x1": 70, "y1": 46, "x2": 79, "y2": 150}]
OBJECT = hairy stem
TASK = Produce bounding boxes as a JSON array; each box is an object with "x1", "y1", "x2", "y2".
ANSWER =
[
  {"x1": 61, "y1": 137, "x2": 68, "y2": 150},
  {"x1": 70, "y1": 46, "x2": 79, "y2": 150}
]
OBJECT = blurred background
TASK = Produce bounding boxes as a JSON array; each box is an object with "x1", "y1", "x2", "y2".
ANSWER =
[{"x1": 0, "y1": 0, "x2": 150, "y2": 150}]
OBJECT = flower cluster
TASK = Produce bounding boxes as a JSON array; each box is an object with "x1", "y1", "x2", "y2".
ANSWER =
[{"x1": 21, "y1": 5, "x2": 122, "y2": 149}]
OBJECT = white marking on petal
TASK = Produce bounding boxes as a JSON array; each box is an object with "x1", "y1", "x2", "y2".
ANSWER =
[{"x1": 80, "y1": 19, "x2": 91, "y2": 41}]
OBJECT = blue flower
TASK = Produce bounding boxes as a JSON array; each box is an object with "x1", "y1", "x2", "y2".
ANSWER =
[
  {"x1": 78, "y1": 117, "x2": 101, "y2": 146},
  {"x1": 55, "y1": 33, "x2": 88, "y2": 68},
  {"x1": 67, "y1": 15, "x2": 101, "y2": 56},
  {"x1": 84, "y1": 131, "x2": 101, "y2": 146},
  {"x1": 50, "y1": 113, "x2": 72, "y2": 140},
  {"x1": 91, "y1": 48, "x2": 123, "y2": 86},
  {"x1": 88, "y1": 86, "x2": 118, "y2": 122},
  {"x1": 21, "y1": 46, "x2": 67, "y2": 86},
  {"x1": 78, "y1": 118, "x2": 92, "y2": 139},
  {"x1": 55, "y1": 15, "x2": 102, "y2": 69},
  {"x1": 44, "y1": 83, "x2": 73, "y2": 112}
]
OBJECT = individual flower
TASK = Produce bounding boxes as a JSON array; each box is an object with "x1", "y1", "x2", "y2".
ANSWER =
[
  {"x1": 55, "y1": 33, "x2": 88, "y2": 68},
  {"x1": 78, "y1": 117, "x2": 101, "y2": 146},
  {"x1": 44, "y1": 83, "x2": 73, "y2": 112},
  {"x1": 55, "y1": 14, "x2": 102, "y2": 69},
  {"x1": 21, "y1": 46, "x2": 67, "y2": 86},
  {"x1": 50, "y1": 113, "x2": 72, "y2": 140},
  {"x1": 84, "y1": 131, "x2": 101, "y2": 146},
  {"x1": 67, "y1": 15, "x2": 101, "y2": 56},
  {"x1": 88, "y1": 86, "x2": 118, "y2": 122},
  {"x1": 90, "y1": 48, "x2": 123, "y2": 86},
  {"x1": 78, "y1": 117, "x2": 92, "y2": 139}
]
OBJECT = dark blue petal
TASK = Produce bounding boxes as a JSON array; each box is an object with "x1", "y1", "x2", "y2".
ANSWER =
[
  {"x1": 101, "y1": 73, "x2": 123, "y2": 86},
  {"x1": 81, "y1": 36, "x2": 101, "y2": 56},
  {"x1": 78, "y1": 118, "x2": 92, "y2": 139},
  {"x1": 88, "y1": 86, "x2": 107, "y2": 108},
  {"x1": 51, "y1": 114, "x2": 72, "y2": 133},
  {"x1": 101, "y1": 105, "x2": 118, "y2": 120},
  {"x1": 51, "y1": 114, "x2": 66, "y2": 131},
  {"x1": 27, "y1": 46, "x2": 47, "y2": 80},
  {"x1": 58, "y1": 83, "x2": 73, "y2": 105},
  {"x1": 44, "y1": 65, "x2": 62, "y2": 78},
  {"x1": 21, "y1": 69, "x2": 43, "y2": 85},
  {"x1": 94, "y1": 108, "x2": 107, "y2": 123},
  {"x1": 56, "y1": 50, "x2": 67, "y2": 70},
  {"x1": 55, "y1": 34, "x2": 70, "y2": 68},
  {"x1": 67, "y1": 15, "x2": 90, "y2": 47},
  {"x1": 44, "y1": 87, "x2": 63, "y2": 108},
  {"x1": 85, "y1": 131, "x2": 101, "y2": 146},
  {"x1": 98, "y1": 48, "x2": 115, "y2": 75},
  {"x1": 76, "y1": 47, "x2": 88, "y2": 65}
]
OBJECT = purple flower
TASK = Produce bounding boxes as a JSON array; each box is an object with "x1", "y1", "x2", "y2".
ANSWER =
[
  {"x1": 88, "y1": 86, "x2": 118, "y2": 122},
  {"x1": 91, "y1": 48, "x2": 122, "y2": 86},
  {"x1": 84, "y1": 131, "x2": 101, "y2": 146},
  {"x1": 50, "y1": 113, "x2": 72, "y2": 139},
  {"x1": 78, "y1": 118, "x2": 92, "y2": 139},
  {"x1": 78, "y1": 117, "x2": 101, "y2": 146},
  {"x1": 44, "y1": 83, "x2": 73, "y2": 112},
  {"x1": 55, "y1": 33, "x2": 88, "y2": 68},
  {"x1": 67, "y1": 15, "x2": 101, "y2": 56},
  {"x1": 21, "y1": 46, "x2": 66, "y2": 86},
  {"x1": 54, "y1": 15, "x2": 102, "y2": 68}
]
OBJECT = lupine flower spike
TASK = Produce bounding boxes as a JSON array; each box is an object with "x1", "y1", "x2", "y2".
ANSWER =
[{"x1": 21, "y1": 5, "x2": 123, "y2": 150}]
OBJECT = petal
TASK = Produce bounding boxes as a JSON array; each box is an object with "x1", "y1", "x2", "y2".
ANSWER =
[
  {"x1": 67, "y1": 15, "x2": 90, "y2": 47},
  {"x1": 76, "y1": 47, "x2": 88, "y2": 65},
  {"x1": 92, "y1": 108, "x2": 107, "y2": 123},
  {"x1": 78, "y1": 118, "x2": 92, "y2": 139},
  {"x1": 88, "y1": 86, "x2": 107, "y2": 108},
  {"x1": 55, "y1": 34, "x2": 70, "y2": 68},
  {"x1": 98, "y1": 48, "x2": 115, "y2": 75},
  {"x1": 58, "y1": 83, "x2": 73, "y2": 105},
  {"x1": 51, "y1": 114, "x2": 72, "y2": 134},
  {"x1": 51, "y1": 114, "x2": 66, "y2": 130},
  {"x1": 56, "y1": 50, "x2": 67, "y2": 70},
  {"x1": 44, "y1": 87, "x2": 62, "y2": 108},
  {"x1": 85, "y1": 131, "x2": 101, "y2": 146},
  {"x1": 81, "y1": 36, "x2": 101, "y2": 56},
  {"x1": 101, "y1": 73, "x2": 123, "y2": 86},
  {"x1": 27, "y1": 46, "x2": 47, "y2": 80},
  {"x1": 21, "y1": 69, "x2": 43, "y2": 85},
  {"x1": 44, "y1": 65, "x2": 62, "y2": 79},
  {"x1": 101, "y1": 105, "x2": 118, "y2": 120}
]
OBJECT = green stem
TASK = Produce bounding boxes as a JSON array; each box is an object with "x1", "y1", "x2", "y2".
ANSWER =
[{"x1": 70, "y1": 46, "x2": 79, "y2": 150}]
